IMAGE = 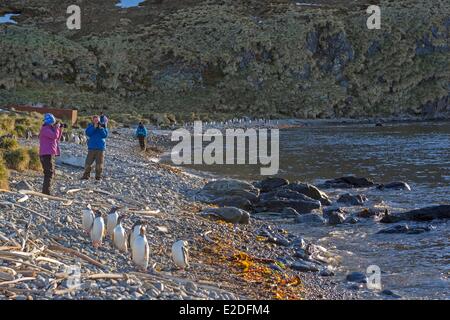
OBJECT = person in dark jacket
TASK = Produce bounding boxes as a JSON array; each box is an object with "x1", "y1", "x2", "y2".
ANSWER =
[
  {"x1": 135, "y1": 122, "x2": 148, "y2": 151},
  {"x1": 39, "y1": 113, "x2": 63, "y2": 195},
  {"x1": 81, "y1": 115, "x2": 109, "y2": 180}
]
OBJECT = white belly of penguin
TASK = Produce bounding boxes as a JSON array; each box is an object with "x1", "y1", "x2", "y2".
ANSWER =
[
  {"x1": 90, "y1": 219, "x2": 104, "y2": 243},
  {"x1": 132, "y1": 237, "x2": 149, "y2": 269},
  {"x1": 82, "y1": 211, "x2": 94, "y2": 233},
  {"x1": 172, "y1": 246, "x2": 188, "y2": 268},
  {"x1": 106, "y1": 213, "x2": 118, "y2": 236},
  {"x1": 113, "y1": 225, "x2": 127, "y2": 251},
  {"x1": 129, "y1": 226, "x2": 141, "y2": 246}
]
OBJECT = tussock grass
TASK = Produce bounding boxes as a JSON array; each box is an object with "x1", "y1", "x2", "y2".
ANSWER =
[
  {"x1": 27, "y1": 147, "x2": 42, "y2": 171},
  {"x1": 3, "y1": 147, "x2": 30, "y2": 172},
  {"x1": 0, "y1": 157, "x2": 9, "y2": 190},
  {"x1": 0, "y1": 137, "x2": 19, "y2": 151}
]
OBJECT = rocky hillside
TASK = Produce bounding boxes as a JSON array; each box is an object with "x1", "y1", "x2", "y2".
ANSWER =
[{"x1": 0, "y1": 0, "x2": 449, "y2": 121}]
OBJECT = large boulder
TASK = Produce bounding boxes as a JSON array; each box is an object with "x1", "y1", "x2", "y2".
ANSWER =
[
  {"x1": 221, "y1": 189, "x2": 259, "y2": 203},
  {"x1": 357, "y1": 208, "x2": 388, "y2": 219},
  {"x1": 210, "y1": 196, "x2": 252, "y2": 210},
  {"x1": 259, "y1": 189, "x2": 319, "y2": 203},
  {"x1": 323, "y1": 176, "x2": 375, "y2": 188},
  {"x1": 327, "y1": 211, "x2": 346, "y2": 225},
  {"x1": 196, "y1": 179, "x2": 259, "y2": 202},
  {"x1": 380, "y1": 205, "x2": 450, "y2": 223},
  {"x1": 323, "y1": 208, "x2": 347, "y2": 225},
  {"x1": 284, "y1": 182, "x2": 331, "y2": 206},
  {"x1": 200, "y1": 207, "x2": 250, "y2": 224},
  {"x1": 254, "y1": 207, "x2": 300, "y2": 220},
  {"x1": 256, "y1": 188, "x2": 322, "y2": 213},
  {"x1": 256, "y1": 177, "x2": 289, "y2": 192},
  {"x1": 337, "y1": 193, "x2": 368, "y2": 206},
  {"x1": 203, "y1": 179, "x2": 258, "y2": 194}
]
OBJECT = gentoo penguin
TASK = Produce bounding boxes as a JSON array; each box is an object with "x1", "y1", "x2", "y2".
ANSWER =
[
  {"x1": 90, "y1": 210, "x2": 105, "y2": 248},
  {"x1": 112, "y1": 215, "x2": 127, "y2": 252},
  {"x1": 171, "y1": 240, "x2": 190, "y2": 270},
  {"x1": 82, "y1": 204, "x2": 95, "y2": 234},
  {"x1": 128, "y1": 220, "x2": 145, "y2": 248},
  {"x1": 74, "y1": 135, "x2": 80, "y2": 144},
  {"x1": 131, "y1": 225, "x2": 149, "y2": 271},
  {"x1": 106, "y1": 206, "x2": 120, "y2": 237}
]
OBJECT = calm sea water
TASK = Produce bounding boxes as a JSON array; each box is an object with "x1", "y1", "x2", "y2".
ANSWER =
[{"x1": 177, "y1": 121, "x2": 450, "y2": 299}]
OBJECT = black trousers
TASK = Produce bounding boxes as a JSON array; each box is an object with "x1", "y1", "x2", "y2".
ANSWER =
[
  {"x1": 40, "y1": 155, "x2": 55, "y2": 195},
  {"x1": 138, "y1": 136, "x2": 146, "y2": 150}
]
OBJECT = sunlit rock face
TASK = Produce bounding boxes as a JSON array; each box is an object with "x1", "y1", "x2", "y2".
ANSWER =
[{"x1": 0, "y1": 0, "x2": 448, "y2": 120}]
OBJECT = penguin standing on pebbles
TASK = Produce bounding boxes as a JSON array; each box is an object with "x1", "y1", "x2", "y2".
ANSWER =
[
  {"x1": 112, "y1": 215, "x2": 127, "y2": 252},
  {"x1": 131, "y1": 226, "x2": 149, "y2": 271},
  {"x1": 128, "y1": 220, "x2": 145, "y2": 248},
  {"x1": 90, "y1": 210, "x2": 105, "y2": 248},
  {"x1": 106, "y1": 206, "x2": 120, "y2": 237},
  {"x1": 82, "y1": 204, "x2": 95, "y2": 234},
  {"x1": 172, "y1": 240, "x2": 190, "y2": 270}
]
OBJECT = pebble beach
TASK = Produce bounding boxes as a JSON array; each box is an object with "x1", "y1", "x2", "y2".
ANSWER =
[{"x1": 0, "y1": 127, "x2": 356, "y2": 300}]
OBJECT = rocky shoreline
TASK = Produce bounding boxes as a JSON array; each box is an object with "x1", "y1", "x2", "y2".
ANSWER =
[{"x1": 0, "y1": 127, "x2": 357, "y2": 300}]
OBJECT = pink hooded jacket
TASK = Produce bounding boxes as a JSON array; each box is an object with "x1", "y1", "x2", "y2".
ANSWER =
[{"x1": 39, "y1": 124, "x2": 62, "y2": 156}]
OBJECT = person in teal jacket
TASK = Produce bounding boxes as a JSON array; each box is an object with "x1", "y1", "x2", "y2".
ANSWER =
[
  {"x1": 82, "y1": 115, "x2": 109, "y2": 180},
  {"x1": 135, "y1": 122, "x2": 148, "y2": 151}
]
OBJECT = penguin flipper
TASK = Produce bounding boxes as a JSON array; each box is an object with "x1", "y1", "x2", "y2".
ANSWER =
[
  {"x1": 144, "y1": 243, "x2": 149, "y2": 261},
  {"x1": 182, "y1": 246, "x2": 190, "y2": 267}
]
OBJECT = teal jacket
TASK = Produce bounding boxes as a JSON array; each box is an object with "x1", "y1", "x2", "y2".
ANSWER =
[{"x1": 135, "y1": 125, "x2": 148, "y2": 138}]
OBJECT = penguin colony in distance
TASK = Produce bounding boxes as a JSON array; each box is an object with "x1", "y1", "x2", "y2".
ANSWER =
[
  {"x1": 61, "y1": 131, "x2": 87, "y2": 145},
  {"x1": 182, "y1": 117, "x2": 276, "y2": 130},
  {"x1": 82, "y1": 206, "x2": 189, "y2": 271}
]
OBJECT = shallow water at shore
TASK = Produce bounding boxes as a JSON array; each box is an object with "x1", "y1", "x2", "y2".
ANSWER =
[{"x1": 172, "y1": 121, "x2": 450, "y2": 299}]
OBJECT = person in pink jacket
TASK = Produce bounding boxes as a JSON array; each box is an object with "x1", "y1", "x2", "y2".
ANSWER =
[{"x1": 39, "y1": 113, "x2": 64, "y2": 195}]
